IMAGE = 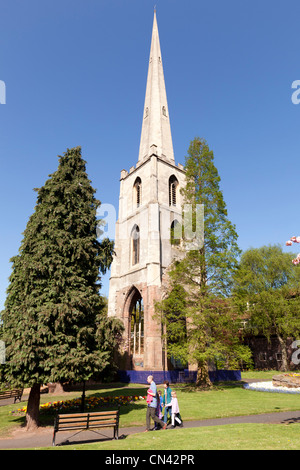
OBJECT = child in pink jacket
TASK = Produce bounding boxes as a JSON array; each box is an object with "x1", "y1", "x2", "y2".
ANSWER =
[{"x1": 146, "y1": 388, "x2": 153, "y2": 404}]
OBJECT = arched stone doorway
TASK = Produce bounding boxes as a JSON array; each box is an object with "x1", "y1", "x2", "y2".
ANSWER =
[{"x1": 123, "y1": 286, "x2": 144, "y2": 369}]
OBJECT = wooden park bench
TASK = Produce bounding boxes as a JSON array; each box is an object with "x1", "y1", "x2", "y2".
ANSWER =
[
  {"x1": 0, "y1": 388, "x2": 23, "y2": 403},
  {"x1": 52, "y1": 409, "x2": 120, "y2": 446}
]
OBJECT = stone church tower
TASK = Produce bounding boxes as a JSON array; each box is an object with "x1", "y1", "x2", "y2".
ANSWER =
[{"x1": 108, "y1": 11, "x2": 185, "y2": 371}]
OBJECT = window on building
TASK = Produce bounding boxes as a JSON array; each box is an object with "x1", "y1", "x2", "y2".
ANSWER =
[
  {"x1": 131, "y1": 225, "x2": 140, "y2": 265},
  {"x1": 259, "y1": 352, "x2": 267, "y2": 361},
  {"x1": 130, "y1": 294, "x2": 144, "y2": 356},
  {"x1": 170, "y1": 219, "x2": 181, "y2": 246},
  {"x1": 169, "y1": 175, "x2": 178, "y2": 206},
  {"x1": 134, "y1": 177, "x2": 142, "y2": 208},
  {"x1": 276, "y1": 353, "x2": 282, "y2": 362}
]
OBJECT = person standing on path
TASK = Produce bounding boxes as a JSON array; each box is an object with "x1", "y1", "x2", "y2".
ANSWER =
[
  {"x1": 162, "y1": 380, "x2": 172, "y2": 424},
  {"x1": 166, "y1": 391, "x2": 183, "y2": 428},
  {"x1": 145, "y1": 375, "x2": 167, "y2": 432}
]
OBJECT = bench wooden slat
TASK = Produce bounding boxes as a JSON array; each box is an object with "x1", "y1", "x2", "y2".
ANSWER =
[
  {"x1": 57, "y1": 418, "x2": 116, "y2": 427},
  {"x1": 0, "y1": 389, "x2": 21, "y2": 396},
  {"x1": 57, "y1": 416, "x2": 90, "y2": 424},
  {"x1": 0, "y1": 388, "x2": 23, "y2": 403},
  {"x1": 57, "y1": 410, "x2": 118, "y2": 419},
  {"x1": 86, "y1": 419, "x2": 117, "y2": 426},
  {"x1": 56, "y1": 416, "x2": 117, "y2": 425},
  {"x1": 89, "y1": 418, "x2": 117, "y2": 423},
  {"x1": 57, "y1": 422, "x2": 117, "y2": 431},
  {"x1": 0, "y1": 392, "x2": 13, "y2": 397}
]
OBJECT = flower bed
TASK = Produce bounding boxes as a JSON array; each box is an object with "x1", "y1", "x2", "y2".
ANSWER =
[
  {"x1": 10, "y1": 394, "x2": 146, "y2": 415},
  {"x1": 244, "y1": 381, "x2": 300, "y2": 394},
  {"x1": 272, "y1": 373, "x2": 300, "y2": 389}
]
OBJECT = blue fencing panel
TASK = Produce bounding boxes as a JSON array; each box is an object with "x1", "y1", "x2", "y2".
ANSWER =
[{"x1": 117, "y1": 369, "x2": 241, "y2": 384}]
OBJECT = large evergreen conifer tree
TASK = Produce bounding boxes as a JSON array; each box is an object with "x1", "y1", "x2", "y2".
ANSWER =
[{"x1": 1, "y1": 147, "x2": 120, "y2": 429}]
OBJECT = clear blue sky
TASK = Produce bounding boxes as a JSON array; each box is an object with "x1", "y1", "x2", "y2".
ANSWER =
[{"x1": 0, "y1": 0, "x2": 300, "y2": 311}]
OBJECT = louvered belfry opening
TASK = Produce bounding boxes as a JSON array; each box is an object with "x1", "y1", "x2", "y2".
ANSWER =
[
  {"x1": 131, "y1": 225, "x2": 140, "y2": 265},
  {"x1": 169, "y1": 175, "x2": 178, "y2": 206},
  {"x1": 134, "y1": 177, "x2": 142, "y2": 207}
]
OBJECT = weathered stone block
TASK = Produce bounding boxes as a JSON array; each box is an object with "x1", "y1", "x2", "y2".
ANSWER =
[{"x1": 272, "y1": 374, "x2": 300, "y2": 388}]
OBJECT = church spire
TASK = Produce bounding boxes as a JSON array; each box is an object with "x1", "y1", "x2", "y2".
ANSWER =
[{"x1": 138, "y1": 10, "x2": 175, "y2": 163}]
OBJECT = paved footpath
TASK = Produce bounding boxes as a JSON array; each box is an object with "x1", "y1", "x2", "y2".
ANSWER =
[{"x1": 0, "y1": 410, "x2": 300, "y2": 449}]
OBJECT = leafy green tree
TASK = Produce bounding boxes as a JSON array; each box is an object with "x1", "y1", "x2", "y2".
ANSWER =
[
  {"x1": 233, "y1": 244, "x2": 300, "y2": 370},
  {"x1": 156, "y1": 138, "x2": 251, "y2": 386},
  {"x1": 1, "y1": 147, "x2": 122, "y2": 429}
]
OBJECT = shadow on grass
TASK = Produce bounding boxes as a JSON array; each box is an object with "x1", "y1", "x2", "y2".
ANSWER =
[
  {"x1": 282, "y1": 417, "x2": 300, "y2": 425},
  {"x1": 56, "y1": 431, "x2": 129, "y2": 447},
  {"x1": 63, "y1": 382, "x2": 130, "y2": 392},
  {"x1": 85, "y1": 385, "x2": 148, "y2": 398},
  {"x1": 176, "y1": 380, "x2": 246, "y2": 393}
]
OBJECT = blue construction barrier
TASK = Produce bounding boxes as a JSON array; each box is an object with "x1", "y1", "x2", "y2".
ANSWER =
[{"x1": 117, "y1": 369, "x2": 241, "y2": 384}]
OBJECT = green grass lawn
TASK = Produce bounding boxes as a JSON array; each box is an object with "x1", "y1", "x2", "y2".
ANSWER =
[
  {"x1": 43, "y1": 423, "x2": 300, "y2": 450},
  {"x1": 241, "y1": 370, "x2": 279, "y2": 381},
  {"x1": 2, "y1": 379, "x2": 300, "y2": 432},
  {"x1": 1, "y1": 370, "x2": 300, "y2": 449}
]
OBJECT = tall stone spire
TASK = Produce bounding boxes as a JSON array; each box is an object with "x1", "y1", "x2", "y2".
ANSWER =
[{"x1": 138, "y1": 10, "x2": 175, "y2": 163}]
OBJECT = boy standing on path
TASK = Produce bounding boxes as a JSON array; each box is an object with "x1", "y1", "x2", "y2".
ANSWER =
[{"x1": 145, "y1": 375, "x2": 167, "y2": 432}]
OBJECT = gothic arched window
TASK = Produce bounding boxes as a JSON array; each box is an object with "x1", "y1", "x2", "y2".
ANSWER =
[
  {"x1": 131, "y1": 225, "x2": 140, "y2": 266},
  {"x1": 130, "y1": 293, "x2": 144, "y2": 356},
  {"x1": 134, "y1": 177, "x2": 142, "y2": 208},
  {"x1": 169, "y1": 175, "x2": 179, "y2": 206},
  {"x1": 170, "y1": 219, "x2": 181, "y2": 246}
]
